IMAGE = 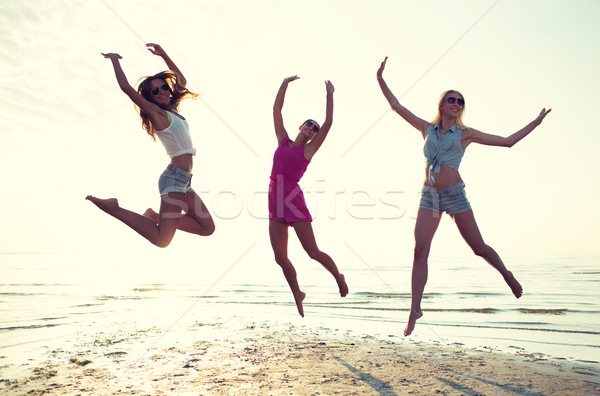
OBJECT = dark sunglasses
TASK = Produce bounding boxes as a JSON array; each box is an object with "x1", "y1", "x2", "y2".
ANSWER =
[
  {"x1": 446, "y1": 96, "x2": 465, "y2": 106},
  {"x1": 151, "y1": 83, "x2": 171, "y2": 96},
  {"x1": 305, "y1": 121, "x2": 319, "y2": 132}
]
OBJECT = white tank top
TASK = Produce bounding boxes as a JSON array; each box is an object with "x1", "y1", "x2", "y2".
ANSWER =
[{"x1": 156, "y1": 111, "x2": 196, "y2": 159}]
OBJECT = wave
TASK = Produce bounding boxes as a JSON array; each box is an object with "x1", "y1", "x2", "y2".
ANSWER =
[
  {"x1": 303, "y1": 309, "x2": 600, "y2": 336},
  {"x1": 132, "y1": 284, "x2": 169, "y2": 293},
  {"x1": 428, "y1": 322, "x2": 600, "y2": 336},
  {"x1": 0, "y1": 292, "x2": 37, "y2": 296},
  {"x1": 354, "y1": 292, "x2": 410, "y2": 298},
  {"x1": 355, "y1": 291, "x2": 507, "y2": 298},
  {"x1": 311, "y1": 305, "x2": 500, "y2": 314},
  {"x1": 96, "y1": 295, "x2": 146, "y2": 301},
  {"x1": 518, "y1": 308, "x2": 567, "y2": 315},
  {"x1": 219, "y1": 300, "x2": 502, "y2": 314},
  {"x1": 71, "y1": 303, "x2": 104, "y2": 308},
  {"x1": 0, "y1": 283, "x2": 71, "y2": 287},
  {"x1": 455, "y1": 292, "x2": 505, "y2": 296},
  {"x1": 133, "y1": 287, "x2": 171, "y2": 292},
  {"x1": 0, "y1": 291, "x2": 70, "y2": 297},
  {"x1": 204, "y1": 300, "x2": 600, "y2": 316},
  {"x1": 0, "y1": 323, "x2": 60, "y2": 332}
]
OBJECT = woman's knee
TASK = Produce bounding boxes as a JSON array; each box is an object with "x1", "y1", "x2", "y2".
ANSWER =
[
  {"x1": 413, "y1": 243, "x2": 430, "y2": 261},
  {"x1": 470, "y1": 243, "x2": 489, "y2": 257},
  {"x1": 273, "y1": 254, "x2": 289, "y2": 267},
  {"x1": 203, "y1": 220, "x2": 216, "y2": 236},
  {"x1": 154, "y1": 236, "x2": 174, "y2": 248},
  {"x1": 304, "y1": 248, "x2": 322, "y2": 261}
]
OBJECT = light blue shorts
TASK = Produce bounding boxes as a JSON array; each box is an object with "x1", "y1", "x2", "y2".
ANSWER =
[
  {"x1": 158, "y1": 166, "x2": 193, "y2": 196},
  {"x1": 419, "y1": 182, "x2": 471, "y2": 215}
]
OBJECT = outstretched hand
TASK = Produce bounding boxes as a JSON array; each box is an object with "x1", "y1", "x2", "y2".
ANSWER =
[
  {"x1": 535, "y1": 108, "x2": 552, "y2": 125},
  {"x1": 146, "y1": 43, "x2": 166, "y2": 57},
  {"x1": 325, "y1": 80, "x2": 335, "y2": 94},
  {"x1": 283, "y1": 75, "x2": 300, "y2": 84},
  {"x1": 377, "y1": 56, "x2": 388, "y2": 79},
  {"x1": 101, "y1": 53, "x2": 122, "y2": 60}
]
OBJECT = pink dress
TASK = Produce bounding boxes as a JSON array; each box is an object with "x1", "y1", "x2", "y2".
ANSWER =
[{"x1": 268, "y1": 137, "x2": 312, "y2": 225}]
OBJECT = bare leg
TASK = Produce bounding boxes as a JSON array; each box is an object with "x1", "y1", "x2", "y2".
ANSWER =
[
  {"x1": 292, "y1": 221, "x2": 348, "y2": 297},
  {"x1": 451, "y1": 210, "x2": 523, "y2": 298},
  {"x1": 405, "y1": 208, "x2": 442, "y2": 336},
  {"x1": 146, "y1": 190, "x2": 215, "y2": 236},
  {"x1": 86, "y1": 193, "x2": 184, "y2": 248},
  {"x1": 143, "y1": 208, "x2": 159, "y2": 222},
  {"x1": 269, "y1": 220, "x2": 305, "y2": 317}
]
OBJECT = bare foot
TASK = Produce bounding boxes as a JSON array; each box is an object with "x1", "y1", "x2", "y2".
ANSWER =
[
  {"x1": 336, "y1": 274, "x2": 349, "y2": 297},
  {"x1": 86, "y1": 196, "x2": 119, "y2": 213},
  {"x1": 143, "y1": 208, "x2": 159, "y2": 224},
  {"x1": 404, "y1": 308, "x2": 423, "y2": 336},
  {"x1": 294, "y1": 291, "x2": 306, "y2": 318},
  {"x1": 505, "y1": 271, "x2": 523, "y2": 298}
]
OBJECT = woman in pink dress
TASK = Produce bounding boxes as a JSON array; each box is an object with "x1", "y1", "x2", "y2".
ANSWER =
[{"x1": 269, "y1": 76, "x2": 348, "y2": 317}]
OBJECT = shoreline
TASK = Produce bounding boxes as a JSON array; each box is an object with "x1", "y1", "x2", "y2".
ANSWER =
[{"x1": 1, "y1": 319, "x2": 599, "y2": 395}]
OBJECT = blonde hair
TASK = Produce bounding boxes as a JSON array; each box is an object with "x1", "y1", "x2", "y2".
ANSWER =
[{"x1": 431, "y1": 90, "x2": 467, "y2": 129}]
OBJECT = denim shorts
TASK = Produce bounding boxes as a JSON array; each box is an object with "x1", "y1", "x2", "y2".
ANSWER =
[
  {"x1": 158, "y1": 165, "x2": 193, "y2": 196},
  {"x1": 419, "y1": 182, "x2": 471, "y2": 215}
]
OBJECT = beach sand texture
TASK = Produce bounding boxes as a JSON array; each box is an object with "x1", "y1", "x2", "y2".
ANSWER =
[{"x1": 2, "y1": 321, "x2": 598, "y2": 395}]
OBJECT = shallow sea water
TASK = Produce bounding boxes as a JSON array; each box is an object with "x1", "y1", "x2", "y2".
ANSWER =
[{"x1": 1, "y1": 251, "x2": 599, "y2": 379}]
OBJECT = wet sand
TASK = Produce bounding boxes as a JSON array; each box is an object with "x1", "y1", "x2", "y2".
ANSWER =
[{"x1": 1, "y1": 320, "x2": 599, "y2": 395}]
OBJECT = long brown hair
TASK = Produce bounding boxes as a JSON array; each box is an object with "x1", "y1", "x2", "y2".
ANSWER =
[
  {"x1": 136, "y1": 70, "x2": 199, "y2": 140},
  {"x1": 431, "y1": 89, "x2": 467, "y2": 129}
]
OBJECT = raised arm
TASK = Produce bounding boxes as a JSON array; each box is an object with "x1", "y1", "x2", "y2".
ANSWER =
[
  {"x1": 464, "y1": 108, "x2": 552, "y2": 148},
  {"x1": 147, "y1": 43, "x2": 187, "y2": 88},
  {"x1": 305, "y1": 80, "x2": 334, "y2": 160},
  {"x1": 273, "y1": 76, "x2": 299, "y2": 144},
  {"x1": 377, "y1": 57, "x2": 429, "y2": 137},
  {"x1": 102, "y1": 53, "x2": 163, "y2": 124},
  {"x1": 102, "y1": 53, "x2": 134, "y2": 95}
]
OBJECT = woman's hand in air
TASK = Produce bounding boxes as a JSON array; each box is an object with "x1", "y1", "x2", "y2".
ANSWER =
[
  {"x1": 325, "y1": 80, "x2": 335, "y2": 94},
  {"x1": 283, "y1": 75, "x2": 300, "y2": 84},
  {"x1": 534, "y1": 108, "x2": 552, "y2": 126},
  {"x1": 377, "y1": 56, "x2": 388, "y2": 79},
  {"x1": 101, "y1": 53, "x2": 122, "y2": 60},
  {"x1": 146, "y1": 43, "x2": 166, "y2": 57}
]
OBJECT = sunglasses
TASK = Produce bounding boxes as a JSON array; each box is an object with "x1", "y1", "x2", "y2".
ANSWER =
[
  {"x1": 151, "y1": 83, "x2": 171, "y2": 96},
  {"x1": 446, "y1": 96, "x2": 465, "y2": 106},
  {"x1": 305, "y1": 121, "x2": 319, "y2": 132}
]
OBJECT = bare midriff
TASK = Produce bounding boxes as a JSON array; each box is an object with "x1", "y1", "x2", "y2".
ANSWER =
[
  {"x1": 423, "y1": 165, "x2": 462, "y2": 189},
  {"x1": 169, "y1": 153, "x2": 194, "y2": 173}
]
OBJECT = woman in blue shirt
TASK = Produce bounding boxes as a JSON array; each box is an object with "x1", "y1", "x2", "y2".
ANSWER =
[{"x1": 377, "y1": 57, "x2": 551, "y2": 336}]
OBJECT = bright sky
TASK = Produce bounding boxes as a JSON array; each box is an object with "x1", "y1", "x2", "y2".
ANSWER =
[{"x1": 1, "y1": 0, "x2": 599, "y2": 269}]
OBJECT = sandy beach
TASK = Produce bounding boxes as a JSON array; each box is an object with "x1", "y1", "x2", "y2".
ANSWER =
[{"x1": 2, "y1": 318, "x2": 599, "y2": 396}]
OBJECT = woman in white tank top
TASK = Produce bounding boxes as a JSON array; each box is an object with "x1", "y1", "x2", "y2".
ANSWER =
[{"x1": 86, "y1": 43, "x2": 215, "y2": 247}]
